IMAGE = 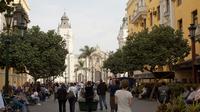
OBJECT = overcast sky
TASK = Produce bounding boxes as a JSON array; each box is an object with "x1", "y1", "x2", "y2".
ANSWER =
[{"x1": 29, "y1": 0, "x2": 127, "y2": 54}]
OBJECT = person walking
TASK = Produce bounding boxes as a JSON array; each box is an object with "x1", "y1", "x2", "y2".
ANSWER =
[
  {"x1": 56, "y1": 84, "x2": 68, "y2": 112},
  {"x1": 67, "y1": 83, "x2": 77, "y2": 112},
  {"x1": 115, "y1": 79, "x2": 133, "y2": 112},
  {"x1": 109, "y1": 79, "x2": 120, "y2": 112},
  {"x1": 85, "y1": 81, "x2": 94, "y2": 112},
  {"x1": 97, "y1": 79, "x2": 108, "y2": 110},
  {"x1": 157, "y1": 82, "x2": 170, "y2": 104}
]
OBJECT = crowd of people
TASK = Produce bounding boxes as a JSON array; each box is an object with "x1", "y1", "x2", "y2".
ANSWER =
[
  {"x1": 54, "y1": 78, "x2": 133, "y2": 112},
  {"x1": 0, "y1": 78, "x2": 176, "y2": 112},
  {"x1": 0, "y1": 81, "x2": 53, "y2": 112}
]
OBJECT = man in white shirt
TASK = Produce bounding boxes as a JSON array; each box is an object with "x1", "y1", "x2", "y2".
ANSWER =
[
  {"x1": 115, "y1": 80, "x2": 133, "y2": 112},
  {"x1": 67, "y1": 83, "x2": 78, "y2": 112},
  {"x1": 31, "y1": 90, "x2": 41, "y2": 105}
]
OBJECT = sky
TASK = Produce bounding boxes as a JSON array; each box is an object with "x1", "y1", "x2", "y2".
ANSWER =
[{"x1": 28, "y1": 0, "x2": 127, "y2": 54}]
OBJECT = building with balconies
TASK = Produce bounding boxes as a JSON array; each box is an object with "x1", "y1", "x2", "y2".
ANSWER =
[
  {"x1": 173, "y1": 0, "x2": 200, "y2": 82},
  {"x1": 127, "y1": 0, "x2": 161, "y2": 34},
  {"x1": 126, "y1": 0, "x2": 200, "y2": 83}
]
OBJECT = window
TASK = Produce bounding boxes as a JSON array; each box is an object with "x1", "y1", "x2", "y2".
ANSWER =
[
  {"x1": 150, "y1": 12, "x2": 153, "y2": 26},
  {"x1": 192, "y1": 10, "x2": 198, "y2": 25},
  {"x1": 157, "y1": 6, "x2": 160, "y2": 20},
  {"x1": 144, "y1": 19, "x2": 146, "y2": 28},
  {"x1": 178, "y1": 19, "x2": 183, "y2": 31},
  {"x1": 177, "y1": 0, "x2": 182, "y2": 6},
  {"x1": 129, "y1": 16, "x2": 131, "y2": 23},
  {"x1": 166, "y1": 0, "x2": 170, "y2": 13}
]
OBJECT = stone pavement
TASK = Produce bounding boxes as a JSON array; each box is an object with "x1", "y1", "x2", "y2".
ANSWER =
[{"x1": 29, "y1": 96, "x2": 158, "y2": 112}]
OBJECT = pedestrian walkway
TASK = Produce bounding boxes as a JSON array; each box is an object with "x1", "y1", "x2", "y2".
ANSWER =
[{"x1": 29, "y1": 96, "x2": 158, "y2": 112}]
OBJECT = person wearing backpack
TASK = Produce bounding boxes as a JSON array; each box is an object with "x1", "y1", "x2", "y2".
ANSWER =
[
  {"x1": 67, "y1": 83, "x2": 77, "y2": 112},
  {"x1": 158, "y1": 82, "x2": 170, "y2": 104}
]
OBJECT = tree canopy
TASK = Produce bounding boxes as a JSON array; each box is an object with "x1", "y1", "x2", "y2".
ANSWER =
[
  {"x1": 0, "y1": 26, "x2": 68, "y2": 81},
  {"x1": 79, "y1": 45, "x2": 96, "y2": 59},
  {"x1": 103, "y1": 25, "x2": 190, "y2": 75},
  {"x1": 103, "y1": 49, "x2": 125, "y2": 75}
]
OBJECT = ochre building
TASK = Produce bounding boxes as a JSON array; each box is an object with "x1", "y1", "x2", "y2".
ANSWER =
[{"x1": 126, "y1": 0, "x2": 200, "y2": 82}]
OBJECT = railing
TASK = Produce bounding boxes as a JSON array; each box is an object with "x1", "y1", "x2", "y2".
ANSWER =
[{"x1": 131, "y1": 5, "x2": 147, "y2": 24}]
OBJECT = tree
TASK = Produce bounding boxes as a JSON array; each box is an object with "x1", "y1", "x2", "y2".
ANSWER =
[
  {"x1": 24, "y1": 26, "x2": 68, "y2": 81},
  {"x1": 123, "y1": 29, "x2": 149, "y2": 73},
  {"x1": 104, "y1": 25, "x2": 190, "y2": 77},
  {"x1": 74, "y1": 60, "x2": 88, "y2": 82},
  {"x1": 123, "y1": 25, "x2": 190, "y2": 72},
  {"x1": 103, "y1": 49, "x2": 125, "y2": 76},
  {"x1": 79, "y1": 45, "x2": 96, "y2": 58},
  {"x1": 0, "y1": 26, "x2": 68, "y2": 82},
  {"x1": 79, "y1": 45, "x2": 95, "y2": 80},
  {"x1": 0, "y1": 0, "x2": 14, "y2": 13},
  {"x1": 147, "y1": 25, "x2": 190, "y2": 71}
]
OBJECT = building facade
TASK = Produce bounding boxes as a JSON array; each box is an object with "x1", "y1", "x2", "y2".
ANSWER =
[
  {"x1": 57, "y1": 12, "x2": 75, "y2": 83},
  {"x1": 89, "y1": 46, "x2": 109, "y2": 82},
  {"x1": 75, "y1": 46, "x2": 113, "y2": 83},
  {"x1": 117, "y1": 16, "x2": 128, "y2": 49},
  {"x1": 0, "y1": 0, "x2": 30, "y2": 89},
  {"x1": 126, "y1": 0, "x2": 200, "y2": 82},
  {"x1": 172, "y1": 0, "x2": 200, "y2": 82}
]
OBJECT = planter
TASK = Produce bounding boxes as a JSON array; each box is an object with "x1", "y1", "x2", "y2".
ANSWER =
[{"x1": 78, "y1": 101, "x2": 98, "y2": 111}]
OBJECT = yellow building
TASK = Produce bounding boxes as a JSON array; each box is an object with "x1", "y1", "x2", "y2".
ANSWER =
[
  {"x1": 126, "y1": 0, "x2": 200, "y2": 82},
  {"x1": 127, "y1": 0, "x2": 161, "y2": 34},
  {"x1": 173, "y1": 0, "x2": 200, "y2": 82},
  {"x1": 0, "y1": 0, "x2": 30, "y2": 90}
]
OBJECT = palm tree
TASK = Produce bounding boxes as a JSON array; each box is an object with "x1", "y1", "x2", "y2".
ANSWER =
[
  {"x1": 74, "y1": 60, "x2": 87, "y2": 82},
  {"x1": 79, "y1": 45, "x2": 96, "y2": 81}
]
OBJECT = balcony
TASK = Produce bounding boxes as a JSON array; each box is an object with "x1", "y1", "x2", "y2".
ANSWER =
[{"x1": 131, "y1": 5, "x2": 147, "y2": 24}]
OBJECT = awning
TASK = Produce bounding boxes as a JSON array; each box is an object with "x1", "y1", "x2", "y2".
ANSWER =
[
  {"x1": 174, "y1": 56, "x2": 200, "y2": 70},
  {"x1": 134, "y1": 72, "x2": 175, "y2": 79}
]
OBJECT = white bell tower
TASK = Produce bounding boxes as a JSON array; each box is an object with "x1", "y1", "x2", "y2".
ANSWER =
[{"x1": 57, "y1": 12, "x2": 75, "y2": 83}]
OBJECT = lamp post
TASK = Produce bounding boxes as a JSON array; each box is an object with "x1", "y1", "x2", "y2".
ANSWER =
[
  {"x1": 65, "y1": 71, "x2": 67, "y2": 84},
  {"x1": 91, "y1": 65, "x2": 94, "y2": 82},
  {"x1": 4, "y1": 9, "x2": 13, "y2": 95},
  {"x1": 188, "y1": 24, "x2": 197, "y2": 83}
]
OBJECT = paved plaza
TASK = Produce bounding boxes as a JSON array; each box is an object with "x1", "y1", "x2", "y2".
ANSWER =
[{"x1": 29, "y1": 95, "x2": 158, "y2": 112}]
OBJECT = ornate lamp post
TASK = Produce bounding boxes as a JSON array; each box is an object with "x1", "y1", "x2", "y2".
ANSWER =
[
  {"x1": 188, "y1": 24, "x2": 197, "y2": 83},
  {"x1": 4, "y1": 9, "x2": 13, "y2": 95}
]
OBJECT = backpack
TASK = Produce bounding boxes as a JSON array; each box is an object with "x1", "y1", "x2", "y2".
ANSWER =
[
  {"x1": 67, "y1": 91, "x2": 75, "y2": 99},
  {"x1": 158, "y1": 88, "x2": 169, "y2": 104}
]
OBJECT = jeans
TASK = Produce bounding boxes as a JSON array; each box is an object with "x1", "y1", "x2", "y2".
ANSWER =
[
  {"x1": 58, "y1": 100, "x2": 67, "y2": 112},
  {"x1": 68, "y1": 97, "x2": 76, "y2": 112},
  {"x1": 99, "y1": 95, "x2": 107, "y2": 110}
]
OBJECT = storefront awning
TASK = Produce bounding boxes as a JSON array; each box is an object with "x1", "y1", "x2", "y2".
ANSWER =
[
  {"x1": 134, "y1": 72, "x2": 175, "y2": 79},
  {"x1": 174, "y1": 56, "x2": 200, "y2": 70}
]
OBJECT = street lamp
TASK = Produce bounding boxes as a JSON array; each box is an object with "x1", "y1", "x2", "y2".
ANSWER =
[
  {"x1": 188, "y1": 24, "x2": 197, "y2": 83},
  {"x1": 3, "y1": 9, "x2": 13, "y2": 95},
  {"x1": 91, "y1": 65, "x2": 94, "y2": 82}
]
